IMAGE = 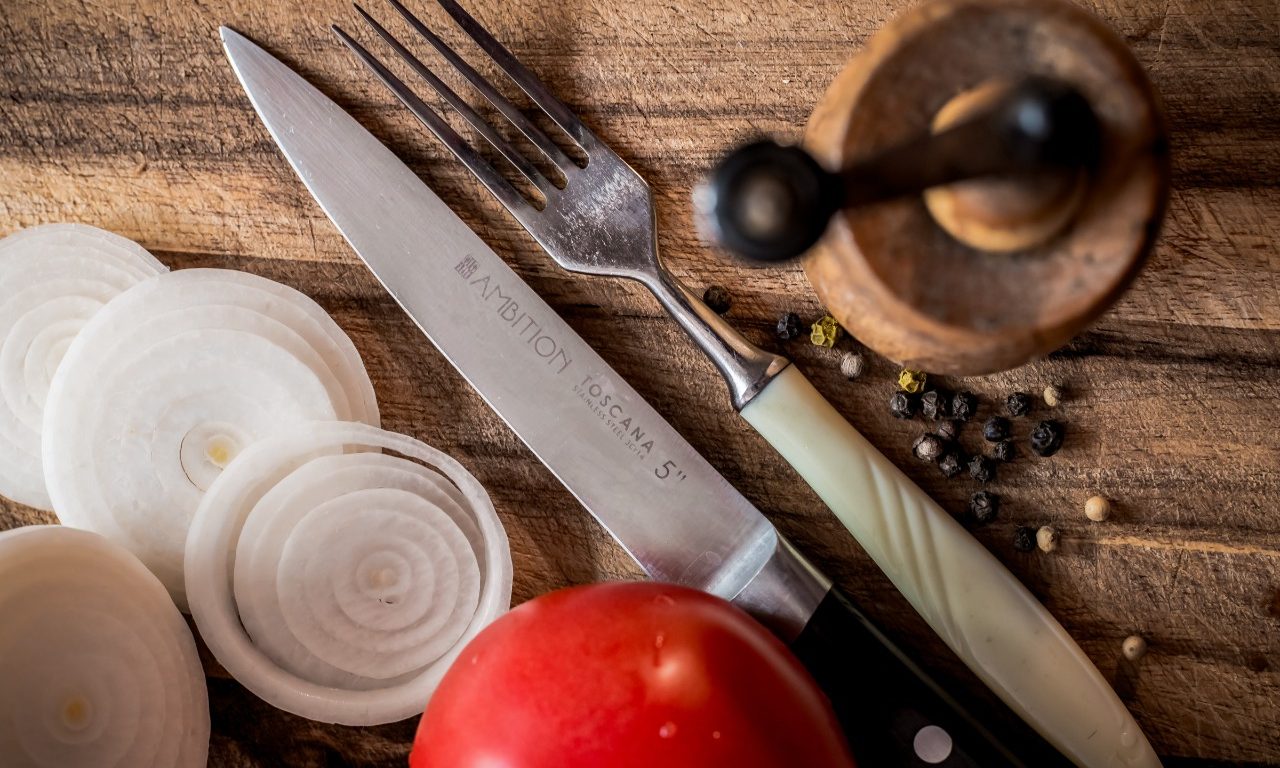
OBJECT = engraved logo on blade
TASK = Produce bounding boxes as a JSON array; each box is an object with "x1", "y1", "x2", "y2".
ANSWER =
[
  {"x1": 455, "y1": 255, "x2": 688, "y2": 489},
  {"x1": 573, "y1": 375, "x2": 688, "y2": 487},
  {"x1": 459, "y1": 255, "x2": 572, "y2": 374}
]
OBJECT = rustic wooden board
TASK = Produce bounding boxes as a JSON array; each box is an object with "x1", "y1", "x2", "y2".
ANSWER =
[{"x1": 1, "y1": 0, "x2": 1277, "y2": 764}]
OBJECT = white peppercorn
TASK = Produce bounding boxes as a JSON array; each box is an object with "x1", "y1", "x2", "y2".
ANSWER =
[
  {"x1": 1036, "y1": 526, "x2": 1059, "y2": 553},
  {"x1": 1122, "y1": 634, "x2": 1147, "y2": 661},
  {"x1": 1085, "y1": 495, "x2": 1111, "y2": 522},
  {"x1": 839, "y1": 352, "x2": 865, "y2": 380}
]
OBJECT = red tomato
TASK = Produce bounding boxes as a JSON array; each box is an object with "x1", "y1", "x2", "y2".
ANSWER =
[{"x1": 411, "y1": 582, "x2": 855, "y2": 768}]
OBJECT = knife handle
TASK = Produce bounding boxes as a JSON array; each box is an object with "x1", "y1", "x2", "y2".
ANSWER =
[
  {"x1": 740, "y1": 365, "x2": 1160, "y2": 768},
  {"x1": 792, "y1": 585, "x2": 1057, "y2": 767}
]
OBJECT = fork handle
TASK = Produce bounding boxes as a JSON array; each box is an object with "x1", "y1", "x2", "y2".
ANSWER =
[
  {"x1": 739, "y1": 365, "x2": 1161, "y2": 768},
  {"x1": 642, "y1": 268, "x2": 790, "y2": 410}
]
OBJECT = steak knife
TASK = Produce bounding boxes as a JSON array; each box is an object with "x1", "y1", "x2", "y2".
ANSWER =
[{"x1": 222, "y1": 26, "x2": 1144, "y2": 768}]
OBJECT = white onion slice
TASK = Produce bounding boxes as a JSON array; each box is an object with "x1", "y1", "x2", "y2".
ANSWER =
[
  {"x1": 185, "y1": 421, "x2": 511, "y2": 725},
  {"x1": 0, "y1": 224, "x2": 167, "y2": 510},
  {"x1": 43, "y1": 268, "x2": 380, "y2": 610},
  {"x1": 0, "y1": 525, "x2": 209, "y2": 767}
]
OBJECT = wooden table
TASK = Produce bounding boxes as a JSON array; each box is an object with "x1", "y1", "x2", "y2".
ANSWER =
[{"x1": 1, "y1": 0, "x2": 1276, "y2": 764}]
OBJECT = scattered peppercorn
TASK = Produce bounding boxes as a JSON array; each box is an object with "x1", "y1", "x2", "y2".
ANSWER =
[
  {"x1": 950, "y1": 390, "x2": 977, "y2": 422},
  {"x1": 1085, "y1": 495, "x2": 1111, "y2": 522},
  {"x1": 1006, "y1": 392, "x2": 1033, "y2": 417},
  {"x1": 1043, "y1": 384, "x2": 1063, "y2": 408},
  {"x1": 920, "y1": 389, "x2": 950, "y2": 420},
  {"x1": 702, "y1": 285, "x2": 731, "y2": 314},
  {"x1": 1029, "y1": 419, "x2": 1066, "y2": 456},
  {"x1": 983, "y1": 416, "x2": 1011, "y2": 442},
  {"x1": 969, "y1": 491, "x2": 1000, "y2": 524},
  {"x1": 1013, "y1": 525, "x2": 1036, "y2": 552},
  {"x1": 889, "y1": 391, "x2": 919, "y2": 420},
  {"x1": 938, "y1": 450, "x2": 965, "y2": 478},
  {"x1": 1122, "y1": 634, "x2": 1147, "y2": 661},
  {"x1": 839, "y1": 352, "x2": 865, "y2": 380},
  {"x1": 991, "y1": 439, "x2": 1017, "y2": 462},
  {"x1": 937, "y1": 420, "x2": 959, "y2": 442},
  {"x1": 912, "y1": 434, "x2": 945, "y2": 463},
  {"x1": 1036, "y1": 525, "x2": 1059, "y2": 553},
  {"x1": 775, "y1": 312, "x2": 802, "y2": 341},
  {"x1": 810, "y1": 315, "x2": 841, "y2": 347},
  {"x1": 968, "y1": 455, "x2": 996, "y2": 483}
]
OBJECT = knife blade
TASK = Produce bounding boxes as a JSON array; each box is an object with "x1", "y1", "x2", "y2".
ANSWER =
[{"x1": 222, "y1": 26, "x2": 1078, "y2": 768}]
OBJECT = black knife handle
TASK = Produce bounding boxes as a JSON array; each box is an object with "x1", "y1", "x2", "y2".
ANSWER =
[{"x1": 790, "y1": 586, "x2": 1073, "y2": 768}]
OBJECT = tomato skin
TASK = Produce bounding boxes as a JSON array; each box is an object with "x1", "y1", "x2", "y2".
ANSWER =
[{"x1": 411, "y1": 582, "x2": 855, "y2": 768}]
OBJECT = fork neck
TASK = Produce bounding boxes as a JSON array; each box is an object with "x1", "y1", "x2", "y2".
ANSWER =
[{"x1": 640, "y1": 267, "x2": 791, "y2": 411}]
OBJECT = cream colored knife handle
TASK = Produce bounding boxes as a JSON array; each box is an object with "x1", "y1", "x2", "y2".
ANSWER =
[{"x1": 740, "y1": 365, "x2": 1160, "y2": 768}]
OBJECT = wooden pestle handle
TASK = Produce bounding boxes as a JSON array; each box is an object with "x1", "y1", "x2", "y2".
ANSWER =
[{"x1": 702, "y1": 77, "x2": 1101, "y2": 263}]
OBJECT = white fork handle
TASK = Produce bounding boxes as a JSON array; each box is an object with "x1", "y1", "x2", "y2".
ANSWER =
[{"x1": 740, "y1": 365, "x2": 1160, "y2": 768}]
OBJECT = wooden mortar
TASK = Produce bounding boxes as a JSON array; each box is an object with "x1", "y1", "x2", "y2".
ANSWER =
[{"x1": 803, "y1": 0, "x2": 1169, "y2": 375}]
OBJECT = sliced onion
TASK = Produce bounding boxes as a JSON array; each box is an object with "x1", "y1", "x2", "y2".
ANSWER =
[
  {"x1": 0, "y1": 525, "x2": 209, "y2": 767},
  {"x1": 0, "y1": 224, "x2": 167, "y2": 510},
  {"x1": 43, "y1": 268, "x2": 380, "y2": 610},
  {"x1": 185, "y1": 421, "x2": 511, "y2": 725}
]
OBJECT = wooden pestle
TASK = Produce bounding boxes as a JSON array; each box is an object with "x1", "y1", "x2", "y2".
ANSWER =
[{"x1": 704, "y1": 76, "x2": 1102, "y2": 263}]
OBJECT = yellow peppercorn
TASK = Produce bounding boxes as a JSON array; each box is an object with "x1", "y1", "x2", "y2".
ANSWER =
[
  {"x1": 809, "y1": 315, "x2": 841, "y2": 348},
  {"x1": 897, "y1": 368, "x2": 927, "y2": 394}
]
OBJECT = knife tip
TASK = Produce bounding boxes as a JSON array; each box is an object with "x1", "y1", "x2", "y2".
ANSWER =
[{"x1": 218, "y1": 25, "x2": 246, "y2": 48}]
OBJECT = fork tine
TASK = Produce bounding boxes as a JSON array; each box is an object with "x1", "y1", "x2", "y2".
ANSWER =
[
  {"x1": 333, "y1": 24, "x2": 537, "y2": 220},
  {"x1": 353, "y1": 3, "x2": 555, "y2": 198},
  {"x1": 426, "y1": 0, "x2": 594, "y2": 152},
  {"x1": 385, "y1": 0, "x2": 579, "y2": 173}
]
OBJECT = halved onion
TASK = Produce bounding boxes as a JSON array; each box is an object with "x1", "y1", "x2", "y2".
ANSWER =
[
  {"x1": 0, "y1": 525, "x2": 209, "y2": 767},
  {"x1": 185, "y1": 421, "x2": 511, "y2": 725},
  {"x1": 0, "y1": 224, "x2": 167, "y2": 510},
  {"x1": 43, "y1": 268, "x2": 379, "y2": 610}
]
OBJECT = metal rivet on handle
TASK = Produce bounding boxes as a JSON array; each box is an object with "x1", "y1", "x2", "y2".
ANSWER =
[{"x1": 913, "y1": 724, "x2": 954, "y2": 764}]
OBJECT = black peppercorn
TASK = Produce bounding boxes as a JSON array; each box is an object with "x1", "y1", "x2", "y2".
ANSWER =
[
  {"x1": 1013, "y1": 525, "x2": 1036, "y2": 552},
  {"x1": 951, "y1": 390, "x2": 977, "y2": 422},
  {"x1": 968, "y1": 455, "x2": 996, "y2": 483},
  {"x1": 1030, "y1": 420, "x2": 1066, "y2": 456},
  {"x1": 983, "y1": 416, "x2": 1011, "y2": 442},
  {"x1": 969, "y1": 491, "x2": 1000, "y2": 524},
  {"x1": 938, "y1": 450, "x2": 965, "y2": 478},
  {"x1": 937, "y1": 420, "x2": 959, "y2": 442},
  {"x1": 992, "y1": 439, "x2": 1017, "y2": 462},
  {"x1": 912, "y1": 433, "x2": 945, "y2": 463},
  {"x1": 1006, "y1": 392, "x2": 1033, "y2": 417},
  {"x1": 775, "y1": 312, "x2": 802, "y2": 340},
  {"x1": 889, "y1": 391, "x2": 919, "y2": 420},
  {"x1": 920, "y1": 389, "x2": 951, "y2": 420},
  {"x1": 702, "y1": 285, "x2": 731, "y2": 314}
]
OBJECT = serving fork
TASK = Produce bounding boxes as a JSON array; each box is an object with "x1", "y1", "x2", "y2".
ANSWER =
[{"x1": 331, "y1": 3, "x2": 1158, "y2": 765}]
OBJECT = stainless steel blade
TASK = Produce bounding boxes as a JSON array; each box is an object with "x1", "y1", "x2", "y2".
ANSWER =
[{"x1": 222, "y1": 27, "x2": 785, "y2": 602}]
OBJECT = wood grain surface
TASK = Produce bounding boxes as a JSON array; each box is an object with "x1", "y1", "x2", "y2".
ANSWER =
[{"x1": 1, "y1": 0, "x2": 1277, "y2": 765}]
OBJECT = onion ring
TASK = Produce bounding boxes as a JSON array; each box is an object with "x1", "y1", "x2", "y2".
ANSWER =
[
  {"x1": 0, "y1": 224, "x2": 167, "y2": 510},
  {"x1": 185, "y1": 421, "x2": 511, "y2": 725},
  {"x1": 43, "y1": 268, "x2": 379, "y2": 609},
  {"x1": 0, "y1": 525, "x2": 209, "y2": 767}
]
